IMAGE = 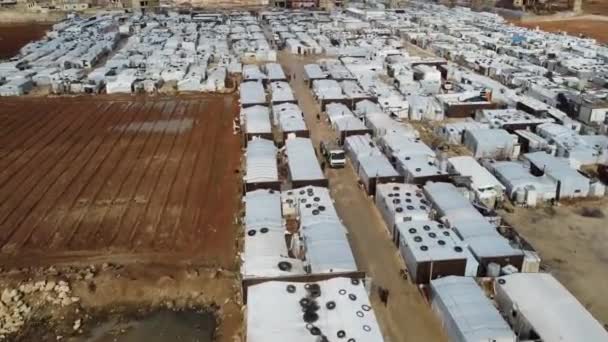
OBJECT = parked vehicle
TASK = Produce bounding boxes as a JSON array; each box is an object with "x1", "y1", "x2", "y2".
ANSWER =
[{"x1": 320, "y1": 140, "x2": 345, "y2": 168}]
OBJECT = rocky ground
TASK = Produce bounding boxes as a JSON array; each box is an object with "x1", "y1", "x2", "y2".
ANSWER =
[{"x1": 0, "y1": 263, "x2": 243, "y2": 341}]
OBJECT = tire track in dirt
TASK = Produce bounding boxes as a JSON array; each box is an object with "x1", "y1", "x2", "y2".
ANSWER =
[
  {"x1": 0, "y1": 101, "x2": 95, "y2": 187},
  {"x1": 14, "y1": 101, "x2": 136, "y2": 249},
  {"x1": 57, "y1": 101, "x2": 146, "y2": 250},
  {"x1": 198, "y1": 95, "x2": 240, "y2": 264},
  {"x1": 172, "y1": 100, "x2": 221, "y2": 253},
  {"x1": 75, "y1": 101, "x2": 157, "y2": 250},
  {"x1": 154, "y1": 100, "x2": 206, "y2": 252},
  {"x1": 0, "y1": 96, "x2": 241, "y2": 266},
  {"x1": 92, "y1": 101, "x2": 167, "y2": 249},
  {"x1": 142, "y1": 100, "x2": 198, "y2": 251},
  {"x1": 129, "y1": 100, "x2": 187, "y2": 250},
  {"x1": 109, "y1": 100, "x2": 178, "y2": 249},
  {"x1": 23, "y1": 100, "x2": 142, "y2": 249},
  {"x1": 0, "y1": 101, "x2": 45, "y2": 147},
  {"x1": 0, "y1": 102, "x2": 111, "y2": 223},
  {"x1": 0, "y1": 102, "x2": 116, "y2": 249}
]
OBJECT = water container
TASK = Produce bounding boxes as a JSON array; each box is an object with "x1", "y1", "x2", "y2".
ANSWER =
[
  {"x1": 525, "y1": 186, "x2": 537, "y2": 207},
  {"x1": 501, "y1": 264, "x2": 519, "y2": 275},
  {"x1": 487, "y1": 262, "x2": 501, "y2": 277},
  {"x1": 589, "y1": 181, "x2": 606, "y2": 197},
  {"x1": 515, "y1": 188, "x2": 526, "y2": 204}
]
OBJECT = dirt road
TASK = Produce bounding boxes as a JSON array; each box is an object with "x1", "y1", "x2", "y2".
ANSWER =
[{"x1": 278, "y1": 51, "x2": 447, "y2": 342}]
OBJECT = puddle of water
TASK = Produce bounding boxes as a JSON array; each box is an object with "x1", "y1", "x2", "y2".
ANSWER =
[
  {"x1": 112, "y1": 118, "x2": 194, "y2": 134},
  {"x1": 79, "y1": 309, "x2": 215, "y2": 342}
]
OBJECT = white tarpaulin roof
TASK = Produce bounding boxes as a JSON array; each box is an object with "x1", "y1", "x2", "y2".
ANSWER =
[{"x1": 247, "y1": 277, "x2": 385, "y2": 342}]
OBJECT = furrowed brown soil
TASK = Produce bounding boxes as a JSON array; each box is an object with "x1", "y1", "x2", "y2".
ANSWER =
[
  {"x1": 0, "y1": 95, "x2": 241, "y2": 269},
  {"x1": 516, "y1": 19, "x2": 608, "y2": 43},
  {"x1": 0, "y1": 23, "x2": 51, "y2": 59}
]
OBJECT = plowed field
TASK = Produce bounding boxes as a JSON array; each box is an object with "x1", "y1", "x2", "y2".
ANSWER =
[
  {"x1": 0, "y1": 95, "x2": 241, "y2": 268},
  {"x1": 0, "y1": 23, "x2": 51, "y2": 59}
]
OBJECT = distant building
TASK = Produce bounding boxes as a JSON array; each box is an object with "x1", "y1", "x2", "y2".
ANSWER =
[{"x1": 129, "y1": 0, "x2": 157, "y2": 11}]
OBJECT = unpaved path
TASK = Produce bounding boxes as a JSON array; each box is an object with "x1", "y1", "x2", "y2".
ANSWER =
[{"x1": 278, "y1": 51, "x2": 447, "y2": 342}]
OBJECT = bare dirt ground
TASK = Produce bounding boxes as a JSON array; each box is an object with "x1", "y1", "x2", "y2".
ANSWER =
[
  {"x1": 0, "y1": 94, "x2": 243, "y2": 341},
  {"x1": 279, "y1": 51, "x2": 447, "y2": 342},
  {"x1": 0, "y1": 95, "x2": 241, "y2": 268},
  {"x1": 0, "y1": 23, "x2": 50, "y2": 59},
  {"x1": 516, "y1": 18, "x2": 608, "y2": 43},
  {"x1": 584, "y1": 0, "x2": 608, "y2": 15},
  {"x1": 500, "y1": 198, "x2": 608, "y2": 326},
  {"x1": 0, "y1": 263, "x2": 242, "y2": 341}
]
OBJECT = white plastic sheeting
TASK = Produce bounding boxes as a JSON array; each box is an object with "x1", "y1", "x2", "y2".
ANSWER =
[
  {"x1": 285, "y1": 138, "x2": 325, "y2": 185},
  {"x1": 375, "y1": 183, "x2": 431, "y2": 236},
  {"x1": 247, "y1": 278, "x2": 385, "y2": 342},
  {"x1": 242, "y1": 189, "x2": 305, "y2": 279},
  {"x1": 245, "y1": 138, "x2": 278, "y2": 185}
]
